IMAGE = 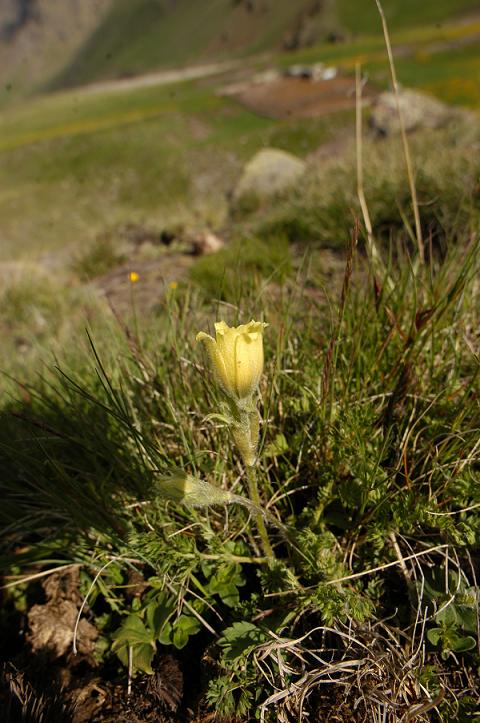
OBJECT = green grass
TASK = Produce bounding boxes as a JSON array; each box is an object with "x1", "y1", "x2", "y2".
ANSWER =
[
  {"x1": 2, "y1": 0, "x2": 480, "y2": 265},
  {"x1": 189, "y1": 235, "x2": 292, "y2": 300},
  {"x1": 0, "y1": 235, "x2": 479, "y2": 719},
  {"x1": 276, "y1": 19, "x2": 480, "y2": 108},
  {"x1": 0, "y1": 265, "x2": 112, "y2": 384},
  {"x1": 0, "y1": 82, "x2": 258, "y2": 260},
  {"x1": 0, "y1": 76, "x2": 356, "y2": 262},
  {"x1": 337, "y1": 0, "x2": 480, "y2": 35},
  {"x1": 228, "y1": 119, "x2": 480, "y2": 255},
  {"x1": 393, "y1": 43, "x2": 480, "y2": 105}
]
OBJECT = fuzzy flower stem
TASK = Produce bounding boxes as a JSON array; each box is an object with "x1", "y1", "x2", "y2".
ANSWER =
[{"x1": 245, "y1": 464, "x2": 274, "y2": 559}]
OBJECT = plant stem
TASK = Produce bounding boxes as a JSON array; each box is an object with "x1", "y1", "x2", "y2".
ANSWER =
[
  {"x1": 375, "y1": 0, "x2": 424, "y2": 264},
  {"x1": 245, "y1": 464, "x2": 274, "y2": 559}
]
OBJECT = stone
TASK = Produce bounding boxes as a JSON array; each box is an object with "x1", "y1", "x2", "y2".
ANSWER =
[
  {"x1": 233, "y1": 148, "x2": 306, "y2": 201},
  {"x1": 370, "y1": 88, "x2": 454, "y2": 136},
  {"x1": 190, "y1": 230, "x2": 225, "y2": 255}
]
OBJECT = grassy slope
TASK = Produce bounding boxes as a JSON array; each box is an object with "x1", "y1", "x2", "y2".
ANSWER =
[
  {"x1": 278, "y1": 16, "x2": 480, "y2": 105},
  {"x1": 0, "y1": 76, "x2": 352, "y2": 261},
  {"x1": 337, "y1": 0, "x2": 480, "y2": 34},
  {"x1": 0, "y1": 1, "x2": 478, "y2": 266},
  {"x1": 48, "y1": 0, "x2": 480, "y2": 90},
  {"x1": 49, "y1": 0, "x2": 311, "y2": 89},
  {"x1": 2, "y1": 6, "x2": 480, "y2": 262}
]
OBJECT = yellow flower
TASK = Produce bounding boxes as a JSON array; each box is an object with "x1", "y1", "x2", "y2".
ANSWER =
[
  {"x1": 196, "y1": 320, "x2": 267, "y2": 400},
  {"x1": 169, "y1": 281, "x2": 178, "y2": 290},
  {"x1": 128, "y1": 271, "x2": 140, "y2": 283}
]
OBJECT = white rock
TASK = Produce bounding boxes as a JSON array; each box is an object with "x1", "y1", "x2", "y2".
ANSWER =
[{"x1": 233, "y1": 148, "x2": 306, "y2": 201}]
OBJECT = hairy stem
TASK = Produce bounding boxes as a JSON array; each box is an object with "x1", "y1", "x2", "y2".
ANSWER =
[{"x1": 245, "y1": 464, "x2": 274, "y2": 559}]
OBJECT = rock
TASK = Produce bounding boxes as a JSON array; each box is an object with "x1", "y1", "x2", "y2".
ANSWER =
[
  {"x1": 370, "y1": 88, "x2": 455, "y2": 136},
  {"x1": 233, "y1": 148, "x2": 306, "y2": 201},
  {"x1": 189, "y1": 230, "x2": 225, "y2": 255},
  {"x1": 284, "y1": 64, "x2": 313, "y2": 79}
]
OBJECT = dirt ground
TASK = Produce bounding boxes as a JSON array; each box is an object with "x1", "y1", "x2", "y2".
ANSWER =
[
  {"x1": 92, "y1": 254, "x2": 195, "y2": 318},
  {"x1": 231, "y1": 76, "x2": 377, "y2": 119}
]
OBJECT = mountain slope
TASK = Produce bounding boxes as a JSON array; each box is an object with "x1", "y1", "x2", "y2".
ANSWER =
[
  {"x1": 0, "y1": 0, "x2": 113, "y2": 98},
  {"x1": 2, "y1": 0, "x2": 479, "y2": 97},
  {"x1": 48, "y1": 0, "x2": 327, "y2": 89}
]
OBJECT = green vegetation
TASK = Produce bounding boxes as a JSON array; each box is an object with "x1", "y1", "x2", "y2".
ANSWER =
[
  {"x1": 226, "y1": 120, "x2": 480, "y2": 256},
  {"x1": 337, "y1": 0, "x2": 480, "y2": 35},
  {"x1": 0, "y1": 84, "x2": 259, "y2": 260},
  {"x1": 1, "y1": 235, "x2": 479, "y2": 718},
  {"x1": 2, "y1": 0, "x2": 480, "y2": 265},
  {"x1": 72, "y1": 233, "x2": 127, "y2": 281},
  {"x1": 0, "y1": 265, "x2": 109, "y2": 383},
  {"x1": 190, "y1": 235, "x2": 292, "y2": 300},
  {"x1": 0, "y1": 78, "x2": 356, "y2": 261},
  {"x1": 2, "y1": 1, "x2": 480, "y2": 718}
]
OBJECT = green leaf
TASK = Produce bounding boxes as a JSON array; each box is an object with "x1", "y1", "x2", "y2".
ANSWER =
[
  {"x1": 111, "y1": 614, "x2": 155, "y2": 674},
  {"x1": 158, "y1": 621, "x2": 173, "y2": 646},
  {"x1": 112, "y1": 614, "x2": 153, "y2": 646},
  {"x1": 450, "y1": 635, "x2": 477, "y2": 653},
  {"x1": 219, "y1": 621, "x2": 266, "y2": 662},
  {"x1": 264, "y1": 433, "x2": 289, "y2": 458},
  {"x1": 436, "y1": 604, "x2": 458, "y2": 627},
  {"x1": 128, "y1": 643, "x2": 156, "y2": 674},
  {"x1": 172, "y1": 614, "x2": 201, "y2": 649},
  {"x1": 427, "y1": 627, "x2": 442, "y2": 646},
  {"x1": 456, "y1": 605, "x2": 478, "y2": 633},
  {"x1": 145, "y1": 591, "x2": 176, "y2": 639},
  {"x1": 216, "y1": 582, "x2": 240, "y2": 608}
]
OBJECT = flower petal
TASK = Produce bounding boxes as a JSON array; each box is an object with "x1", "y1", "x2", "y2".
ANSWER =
[{"x1": 196, "y1": 331, "x2": 231, "y2": 394}]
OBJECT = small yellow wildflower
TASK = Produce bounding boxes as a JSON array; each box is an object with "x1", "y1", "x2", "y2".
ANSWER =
[
  {"x1": 196, "y1": 320, "x2": 267, "y2": 401},
  {"x1": 169, "y1": 281, "x2": 178, "y2": 290},
  {"x1": 128, "y1": 271, "x2": 140, "y2": 283}
]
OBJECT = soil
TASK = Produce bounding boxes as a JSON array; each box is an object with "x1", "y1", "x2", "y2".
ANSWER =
[
  {"x1": 230, "y1": 76, "x2": 378, "y2": 119},
  {"x1": 91, "y1": 254, "x2": 195, "y2": 318},
  {"x1": 0, "y1": 570, "x2": 208, "y2": 722}
]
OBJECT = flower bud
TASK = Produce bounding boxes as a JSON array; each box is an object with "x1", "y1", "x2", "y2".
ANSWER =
[
  {"x1": 156, "y1": 471, "x2": 234, "y2": 508},
  {"x1": 196, "y1": 320, "x2": 267, "y2": 401}
]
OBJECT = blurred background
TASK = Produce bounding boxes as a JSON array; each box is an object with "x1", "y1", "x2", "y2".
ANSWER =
[{"x1": 1, "y1": 0, "x2": 479, "y2": 375}]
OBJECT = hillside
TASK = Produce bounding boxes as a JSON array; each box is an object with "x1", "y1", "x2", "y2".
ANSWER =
[
  {"x1": 0, "y1": 0, "x2": 112, "y2": 98},
  {"x1": 46, "y1": 0, "x2": 480, "y2": 89},
  {"x1": 2, "y1": 0, "x2": 480, "y2": 97}
]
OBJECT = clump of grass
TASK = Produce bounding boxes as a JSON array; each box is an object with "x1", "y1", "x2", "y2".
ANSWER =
[
  {"x1": 0, "y1": 265, "x2": 111, "y2": 387},
  {"x1": 189, "y1": 234, "x2": 292, "y2": 301},
  {"x1": 72, "y1": 234, "x2": 127, "y2": 281},
  {"x1": 242, "y1": 120, "x2": 480, "y2": 251}
]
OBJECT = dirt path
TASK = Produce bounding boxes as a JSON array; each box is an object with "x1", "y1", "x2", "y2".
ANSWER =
[{"x1": 79, "y1": 60, "x2": 241, "y2": 96}]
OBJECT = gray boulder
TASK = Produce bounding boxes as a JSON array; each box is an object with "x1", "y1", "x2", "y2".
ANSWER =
[
  {"x1": 370, "y1": 88, "x2": 455, "y2": 136},
  {"x1": 233, "y1": 148, "x2": 306, "y2": 201}
]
